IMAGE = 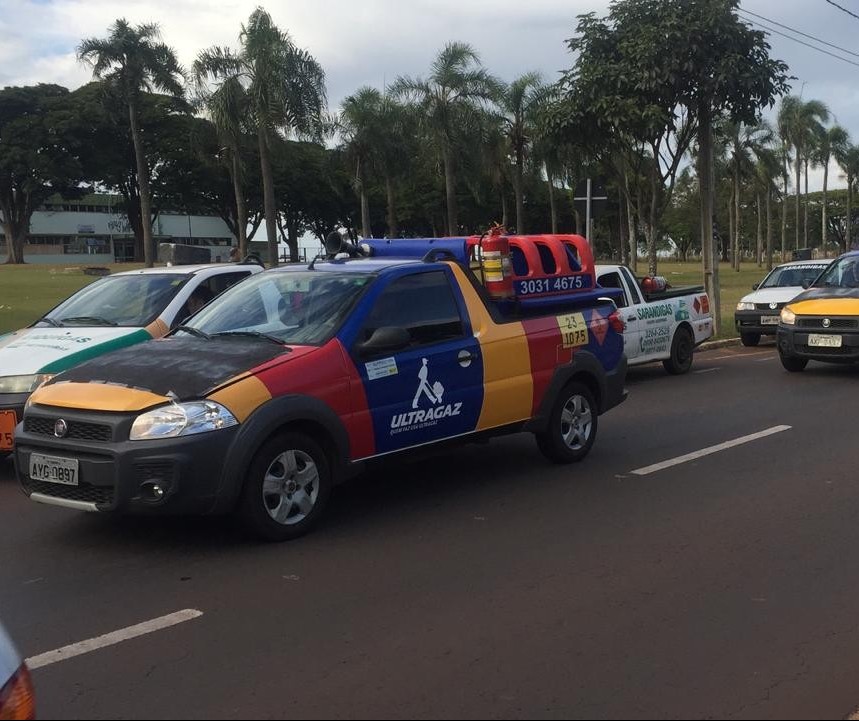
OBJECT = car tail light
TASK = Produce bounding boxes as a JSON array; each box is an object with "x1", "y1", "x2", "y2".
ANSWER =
[
  {"x1": 0, "y1": 665, "x2": 35, "y2": 720},
  {"x1": 608, "y1": 310, "x2": 625, "y2": 334}
]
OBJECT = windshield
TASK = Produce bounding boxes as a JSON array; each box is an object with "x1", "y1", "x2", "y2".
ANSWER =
[
  {"x1": 814, "y1": 257, "x2": 859, "y2": 289},
  {"x1": 182, "y1": 271, "x2": 373, "y2": 345},
  {"x1": 43, "y1": 274, "x2": 190, "y2": 327},
  {"x1": 760, "y1": 264, "x2": 829, "y2": 289}
]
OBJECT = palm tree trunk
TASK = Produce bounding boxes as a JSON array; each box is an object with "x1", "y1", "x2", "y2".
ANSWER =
[
  {"x1": 781, "y1": 175, "x2": 789, "y2": 262},
  {"x1": 728, "y1": 191, "x2": 734, "y2": 270},
  {"x1": 129, "y1": 98, "x2": 155, "y2": 267},
  {"x1": 795, "y1": 148, "x2": 802, "y2": 250},
  {"x1": 257, "y1": 125, "x2": 278, "y2": 266},
  {"x1": 848, "y1": 173, "x2": 854, "y2": 253},
  {"x1": 514, "y1": 151, "x2": 525, "y2": 234},
  {"x1": 734, "y1": 161, "x2": 741, "y2": 271},
  {"x1": 626, "y1": 190, "x2": 637, "y2": 273},
  {"x1": 231, "y1": 152, "x2": 248, "y2": 257},
  {"x1": 804, "y1": 158, "x2": 810, "y2": 248},
  {"x1": 547, "y1": 166, "x2": 558, "y2": 234},
  {"x1": 766, "y1": 189, "x2": 773, "y2": 271},
  {"x1": 697, "y1": 107, "x2": 719, "y2": 334},
  {"x1": 501, "y1": 192, "x2": 508, "y2": 230},
  {"x1": 442, "y1": 146, "x2": 457, "y2": 236},
  {"x1": 385, "y1": 175, "x2": 397, "y2": 238},
  {"x1": 821, "y1": 157, "x2": 829, "y2": 251},
  {"x1": 756, "y1": 192, "x2": 763, "y2": 268},
  {"x1": 648, "y1": 159, "x2": 659, "y2": 276},
  {"x1": 619, "y1": 195, "x2": 629, "y2": 266},
  {"x1": 356, "y1": 158, "x2": 371, "y2": 239}
]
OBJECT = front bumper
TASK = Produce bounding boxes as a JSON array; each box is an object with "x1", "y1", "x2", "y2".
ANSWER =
[
  {"x1": 14, "y1": 405, "x2": 240, "y2": 515},
  {"x1": 735, "y1": 310, "x2": 781, "y2": 336},
  {"x1": 0, "y1": 393, "x2": 29, "y2": 453},
  {"x1": 777, "y1": 325, "x2": 859, "y2": 362}
]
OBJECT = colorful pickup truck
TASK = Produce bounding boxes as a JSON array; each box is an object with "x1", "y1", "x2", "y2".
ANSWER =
[
  {"x1": 595, "y1": 265, "x2": 713, "y2": 374},
  {"x1": 15, "y1": 234, "x2": 628, "y2": 541},
  {"x1": 0, "y1": 262, "x2": 262, "y2": 456}
]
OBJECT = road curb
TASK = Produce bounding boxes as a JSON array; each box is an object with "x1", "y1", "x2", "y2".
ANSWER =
[{"x1": 698, "y1": 337, "x2": 742, "y2": 351}]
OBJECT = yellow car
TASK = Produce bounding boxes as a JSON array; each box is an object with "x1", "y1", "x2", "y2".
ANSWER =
[{"x1": 777, "y1": 253, "x2": 859, "y2": 371}]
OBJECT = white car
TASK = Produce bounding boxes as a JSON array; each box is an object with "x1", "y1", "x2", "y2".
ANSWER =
[
  {"x1": 734, "y1": 260, "x2": 831, "y2": 346},
  {"x1": 0, "y1": 622, "x2": 34, "y2": 720},
  {"x1": 0, "y1": 263, "x2": 263, "y2": 454}
]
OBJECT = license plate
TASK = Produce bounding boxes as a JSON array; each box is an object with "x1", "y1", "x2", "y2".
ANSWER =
[
  {"x1": 0, "y1": 411, "x2": 15, "y2": 451},
  {"x1": 809, "y1": 334, "x2": 843, "y2": 348},
  {"x1": 761, "y1": 315, "x2": 780, "y2": 325},
  {"x1": 29, "y1": 454, "x2": 79, "y2": 486}
]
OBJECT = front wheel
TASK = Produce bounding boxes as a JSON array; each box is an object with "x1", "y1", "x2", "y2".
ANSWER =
[
  {"x1": 741, "y1": 332, "x2": 761, "y2": 347},
  {"x1": 238, "y1": 432, "x2": 333, "y2": 542},
  {"x1": 536, "y1": 382, "x2": 598, "y2": 464},
  {"x1": 779, "y1": 352, "x2": 808, "y2": 373},
  {"x1": 663, "y1": 328, "x2": 694, "y2": 375}
]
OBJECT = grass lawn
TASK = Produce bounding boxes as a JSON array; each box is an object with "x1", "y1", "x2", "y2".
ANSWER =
[{"x1": 0, "y1": 259, "x2": 768, "y2": 339}]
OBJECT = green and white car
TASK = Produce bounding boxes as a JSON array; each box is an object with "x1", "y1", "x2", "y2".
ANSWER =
[{"x1": 0, "y1": 263, "x2": 261, "y2": 455}]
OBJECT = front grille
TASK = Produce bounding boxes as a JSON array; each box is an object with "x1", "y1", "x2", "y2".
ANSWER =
[
  {"x1": 797, "y1": 318, "x2": 859, "y2": 330},
  {"x1": 23, "y1": 479, "x2": 114, "y2": 505},
  {"x1": 756, "y1": 303, "x2": 785, "y2": 311},
  {"x1": 25, "y1": 417, "x2": 112, "y2": 442}
]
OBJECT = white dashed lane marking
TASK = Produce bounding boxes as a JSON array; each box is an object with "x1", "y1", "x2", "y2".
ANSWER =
[
  {"x1": 630, "y1": 426, "x2": 793, "y2": 477},
  {"x1": 26, "y1": 609, "x2": 203, "y2": 670}
]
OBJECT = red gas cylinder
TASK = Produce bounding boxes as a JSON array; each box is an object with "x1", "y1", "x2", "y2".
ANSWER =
[
  {"x1": 641, "y1": 276, "x2": 670, "y2": 294},
  {"x1": 480, "y1": 226, "x2": 515, "y2": 299}
]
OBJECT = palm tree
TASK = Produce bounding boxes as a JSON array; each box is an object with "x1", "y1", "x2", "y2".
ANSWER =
[
  {"x1": 753, "y1": 147, "x2": 781, "y2": 270},
  {"x1": 393, "y1": 42, "x2": 501, "y2": 236},
  {"x1": 836, "y1": 143, "x2": 859, "y2": 252},
  {"x1": 339, "y1": 87, "x2": 383, "y2": 239},
  {"x1": 778, "y1": 96, "x2": 829, "y2": 250},
  {"x1": 816, "y1": 125, "x2": 849, "y2": 251},
  {"x1": 193, "y1": 66, "x2": 250, "y2": 257},
  {"x1": 78, "y1": 20, "x2": 184, "y2": 267},
  {"x1": 195, "y1": 9, "x2": 326, "y2": 265},
  {"x1": 500, "y1": 72, "x2": 544, "y2": 234}
]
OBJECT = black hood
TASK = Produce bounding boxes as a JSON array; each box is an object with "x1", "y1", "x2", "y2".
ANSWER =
[
  {"x1": 791, "y1": 286, "x2": 859, "y2": 303},
  {"x1": 55, "y1": 336, "x2": 288, "y2": 399}
]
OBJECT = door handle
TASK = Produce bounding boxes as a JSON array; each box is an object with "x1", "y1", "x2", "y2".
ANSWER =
[
  {"x1": 626, "y1": 316, "x2": 637, "y2": 322},
  {"x1": 458, "y1": 350, "x2": 478, "y2": 368}
]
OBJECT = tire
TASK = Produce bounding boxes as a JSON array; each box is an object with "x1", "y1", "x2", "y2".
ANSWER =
[
  {"x1": 663, "y1": 327, "x2": 695, "y2": 375},
  {"x1": 779, "y1": 352, "x2": 808, "y2": 373},
  {"x1": 238, "y1": 432, "x2": 333, "y2": 542},
  {"x1": 536, "y1": 382, "x2": 598, "y2": 464},
  {"x1": 741, "y1": 332, "x2": 761, "y2": 347}
]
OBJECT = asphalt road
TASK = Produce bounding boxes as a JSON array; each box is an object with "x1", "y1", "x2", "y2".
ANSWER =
[{"x1": 3, "y1": 343, "x2": 859, "y2": 720}]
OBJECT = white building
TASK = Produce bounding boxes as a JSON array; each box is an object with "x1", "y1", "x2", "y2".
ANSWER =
[{"x1": 1, "y1": 194, "x2": 237, "y2": 264}]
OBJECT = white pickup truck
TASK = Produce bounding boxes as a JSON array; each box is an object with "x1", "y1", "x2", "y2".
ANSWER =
[{"x1": 596, "y1": 265, "x2": 714, "y2": 374}]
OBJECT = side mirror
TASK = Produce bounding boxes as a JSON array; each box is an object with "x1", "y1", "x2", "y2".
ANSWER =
[
  {"x1": 357, "y1": 326, "x2": 411, "y2": 357},
  {"x1": 802, "y1": 280, "x2": 812, "y2": 290},
  {"x1": 752, "y1": 283, "x2": 760, "y2": 290}
]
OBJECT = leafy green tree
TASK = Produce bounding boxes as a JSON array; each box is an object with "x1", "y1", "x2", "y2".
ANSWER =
[{"x1": 78, "y1": 19, "x2": 184, "y2": 266}]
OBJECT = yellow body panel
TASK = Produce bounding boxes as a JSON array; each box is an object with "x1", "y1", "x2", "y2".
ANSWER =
[
  {"x1": 29, "y1": 381, "x2": 169, "y2": 412},
  {"x1": 449, "y1": 265, "x2": 534, "y2": 431},
  {"x1": 789, "y1": 298, "x2": 859, "y2": 316},
  {"x1": 207, "y1": 375, "x2": 273, "y2": 423}
]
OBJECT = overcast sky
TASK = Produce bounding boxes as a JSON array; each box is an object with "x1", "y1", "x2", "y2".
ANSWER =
[{"x1": 2, "y1": 0, "x2": 857, "y2": 190}]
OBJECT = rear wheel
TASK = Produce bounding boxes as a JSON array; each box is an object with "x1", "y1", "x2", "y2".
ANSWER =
[
  {"x1": 238, "y1": 432, "x2": 333, "y2": 542},
  {"x1": 663, "y1": 327, "x2": 694, "y2": 375},
  {"x1": 741, "y1": 332, "x2": 761, "y2": 347},
  {"x1": 536, "y1": 382, "x2": 598, "y2": 464},
  {"x1": 779, "y1": 351, "x2": 808, "y2": 373}
]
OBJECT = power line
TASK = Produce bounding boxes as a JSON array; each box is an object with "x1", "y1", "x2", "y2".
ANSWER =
[
  {"x1": 743, "y1": 16, "x2": 859, "y2": 69},
  {"x1": 824, "y1": 0, "x2": 859, "y2": 21},
  {"x1": 738, "y1": 8, "x2": 859, "y2": 59}
]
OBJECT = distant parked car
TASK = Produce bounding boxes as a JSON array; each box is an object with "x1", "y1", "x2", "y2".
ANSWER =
[
  {"x1": 735, "y1": 260, "x2": 831, "y2": 346},
  {"x1": 0, "y1": 622, "x2": 35, "y2": 720}
]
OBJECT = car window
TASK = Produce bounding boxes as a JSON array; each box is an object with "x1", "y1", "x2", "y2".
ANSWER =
[
  {"x1": 761, "y1": 264, "x2": 829, "y2": 288},
  {"x1": 44, "y1": 274, "x2": 190, "y2": 327},
  {"x1": 360, "y1": 271, "x2": 464, "y2": 348},
  {"x1": 598, "y1": 272, "x2": 628, "y2": 308},
  {"x1": 620, "y1": 267, "x2": 643, "y2": 305},
  {"x1": 185, "y1": 271, "x2": 372, "y2": 345}
]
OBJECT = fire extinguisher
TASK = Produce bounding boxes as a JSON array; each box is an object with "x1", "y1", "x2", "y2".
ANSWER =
[{"x1": 479, "y1": 225, "x2": 515, "y2": 299}]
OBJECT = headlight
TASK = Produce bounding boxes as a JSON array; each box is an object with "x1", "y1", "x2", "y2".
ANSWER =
[
  {"x1": 130, "y1": 401, "x2": 238, "y2": 441},
  {"x1": 781, "y1": 308, "x2": 797, "y2": 325},
  {"x1": 0, "y1": 374, "x2": 54, "y2": 394},
  {"x1": 736, "y1": 302, "x2": 756, "y2": 311}
]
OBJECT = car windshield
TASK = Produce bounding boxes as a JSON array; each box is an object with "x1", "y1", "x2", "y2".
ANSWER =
[
  {"x1": 760, "y1": 264, "x2": 828, "y2": 289},
  {"x1": 814, "y1": 258, "x2": 859, "y2": 289},
  {"x1": 43, "y1": 274, "x2": 191, "y2": 327},
  {"x1": 182, "y1": 271, "x2": 373, "y2": 345}
]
